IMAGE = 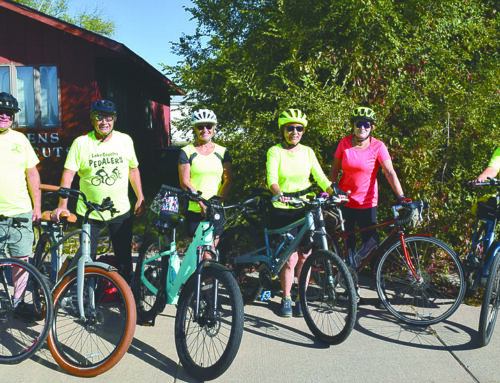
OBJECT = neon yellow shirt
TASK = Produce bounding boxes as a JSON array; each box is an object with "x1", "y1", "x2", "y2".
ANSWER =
[
  {"x1": 488, "y1": 147, "x2": 500, "y2": 170},
  {"x1": 0, "y1": 129, "x2": 39, "y2": 216},
  {"x1": 266, "y1": 143, "x2": 330, "y2": 209},
  {"x1": 64, "y1": 131, "x2": 139, "y2": 220},
  {"x1": 178, "y1": 143, "x2": 231, "y2": 212}
]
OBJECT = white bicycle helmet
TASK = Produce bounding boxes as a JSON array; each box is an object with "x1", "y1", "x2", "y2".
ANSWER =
[{"x1": 191, "y1": 109, "x2": 217, "y2": 126}]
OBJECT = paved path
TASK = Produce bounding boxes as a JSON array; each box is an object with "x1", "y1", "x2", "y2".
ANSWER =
[{"x1": 2, "y1": 281, "x2": 499, "y2": 382}]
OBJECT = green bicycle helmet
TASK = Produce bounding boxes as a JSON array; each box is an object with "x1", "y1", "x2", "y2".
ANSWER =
[
  {"x1": 278, "y1": 108, "x2": 308, "y2": 128},
  {"x1": 350, "y1": 107, "x2": 376, "y2": 123}
]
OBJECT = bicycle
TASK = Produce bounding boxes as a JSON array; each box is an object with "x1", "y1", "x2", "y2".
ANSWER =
[
  {"x1": 220, "y1": 191, "x2": 358, "y2": 345},
  {"x1": 325, "y1": 198, "x2": 465, "y2": 326},
  {"x1": 133, "y1": 185, "x2": 244, "y2": 381},
  {"x1": 463, "y1": 178, "x2": 500, "y2": 346},
  {"x1": 0, "y1": 215, "x2": 53, "y2": 364},
  {"x1": 35, "y1": 184, "x2": 136, "y2": 377}
]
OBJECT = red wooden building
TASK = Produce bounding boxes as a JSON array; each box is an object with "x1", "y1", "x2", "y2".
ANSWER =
[{"x1": 0, "y1": 0, "x2": 181, "y2": 184}]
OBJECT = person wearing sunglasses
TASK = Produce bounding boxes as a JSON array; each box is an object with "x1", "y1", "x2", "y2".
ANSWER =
[
  {"x1": 54, "y1": 99, "x2": 145, "y2": 284},
  {"x1": 267, "y1": 108, "x2": 334, "y2": 317},
  {"x1": 178, "y1": 109, "x2": 232, "y2": 241},
  {"x1": 0, "y1": 92, "x2": 41, "y2": 309},
  {"x1": 329, "y1": 106, "x2": 408, "y2": 267}
]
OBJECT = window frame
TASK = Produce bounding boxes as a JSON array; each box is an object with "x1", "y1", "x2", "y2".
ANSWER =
[{"x1": 0, "y1": 63, "x2": 61, "y2": 128}]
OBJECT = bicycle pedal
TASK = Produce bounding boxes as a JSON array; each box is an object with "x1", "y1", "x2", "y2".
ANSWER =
[{"x1": 259, "y1": 290, "x2": 272, "y2": 301}]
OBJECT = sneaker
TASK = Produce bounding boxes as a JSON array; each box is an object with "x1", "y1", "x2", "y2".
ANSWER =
[
  {"x1": 279, "y1": 297, "x2": 292, "y2": 317},
  {"x1": 295, "y1": 300, "x2": 303, "y2": 317},
  {"x1": 358, "y1": 236, "x2": 378, "y2": 260}
]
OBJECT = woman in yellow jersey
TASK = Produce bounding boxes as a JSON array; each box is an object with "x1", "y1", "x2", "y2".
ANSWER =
[
  {"x1": 267, "y1": 108, "x2": 333, "y2": 317},
  {"x1": 178, "y1": 109, "x2": 232, "y2": 240}
]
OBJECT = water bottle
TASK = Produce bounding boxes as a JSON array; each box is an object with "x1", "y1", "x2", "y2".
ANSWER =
[{"x1": 274, "y1": 233, "x2": 294, "y2": 260}]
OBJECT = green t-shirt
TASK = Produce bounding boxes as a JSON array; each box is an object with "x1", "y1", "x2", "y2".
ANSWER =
[
  {"x1": 0, "y1": 129, "x2": 39, "y2": 216},
  {"x1": 178, "y1": 143, "x2": 231, "y2": 212},
  {"x1": 488, "y1": 147, "x2": 500, "y2": 171},
  {"x1": 64, "y1": 130, "x2": 139, "y2": 220},
  {"x1": 266, "y1": 143, "x2": 330, "y2": 209}
]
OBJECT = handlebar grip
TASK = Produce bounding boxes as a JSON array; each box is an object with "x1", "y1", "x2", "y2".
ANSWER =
[
  {"x1": 160, "y1": 184, "x2": 184, "y2": 195},
  {"x1": 40, "y1": 184, "x2": 60, "y2": 192}
]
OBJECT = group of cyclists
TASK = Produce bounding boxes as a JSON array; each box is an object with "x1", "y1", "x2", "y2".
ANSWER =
[{"x1": 1, "y1": 88, "x2": 499, "y2": 324}]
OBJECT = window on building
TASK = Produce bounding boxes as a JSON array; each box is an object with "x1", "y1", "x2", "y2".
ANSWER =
[{"x1": 0, "y1": 64, "x2": 60, "y2": 127}]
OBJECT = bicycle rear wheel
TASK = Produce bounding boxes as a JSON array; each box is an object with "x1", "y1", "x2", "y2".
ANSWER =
[
  {"x1": 478, "y1": 251, "x2": 500, "y2": 347},
  {"x1": 376, "y1": 235, "x2": 465, "y2": 325},
  {"x1": 299, "y1": 249, "x2": 357, "y2": 345},
  {"x1": 47, "y1": 266, "x2": 136, "y2": 377},
  {"x1": 0, "y1": 258, "x2": 53, "y2": 364},
  {"x1": 218, "y1": 225, "x2": 264, "y2": 304},
  {"x1": 175, "y1": 265, "x2": 244, "y2": 381},
  {"x1": 133, "y1": 233, "x2": 166, "y2": 324}
]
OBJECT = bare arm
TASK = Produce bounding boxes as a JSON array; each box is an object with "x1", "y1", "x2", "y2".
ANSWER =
[
  {"x1": 129, "y1": 167, "x2": 145, "y2": 216},
  {"x1": 217, "y1": 162, "x2": 233, "y2": 203},
  {"x1": 474, "y1": 166, "x2": 499, "y2": 183},
  {"x1": 380, "y1": 159, "x2": 404, "y2": 198},
  {"x1": 53, "y1": 168, "x2": 76, "y2": 220},
  {"x1": 328, "y1": 157, "x2": 341, "y2": 183},
  {"x1": 26, "y1": 166, "x2": 41, "y2": 224}
]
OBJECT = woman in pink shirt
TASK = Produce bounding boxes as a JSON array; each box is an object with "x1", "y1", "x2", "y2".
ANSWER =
[{"x1": 329, "y1": 107, "x2": 408, "y2": 259}]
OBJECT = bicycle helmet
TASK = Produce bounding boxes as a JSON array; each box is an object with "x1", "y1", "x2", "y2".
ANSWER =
[
  {"x1": 278, "y1": 108, "x2": 308, "y2": 128},
  {"x1": 191, "y1": 109, "x2": 217, "y2": 126},
  {"x1": 0, "y1": 92, "x2": 21, "y2": 113},
  {"x1": 91, "y1": 99, "x2": 117, "y2": 115},
  {"x1": 350, "y1": 107, "x2": 375, "y2": 123}
]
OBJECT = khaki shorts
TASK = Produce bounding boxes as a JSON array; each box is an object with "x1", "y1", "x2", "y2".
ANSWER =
[{"x1": 0, "y1": 211, "x2": 34, "y2": 258}]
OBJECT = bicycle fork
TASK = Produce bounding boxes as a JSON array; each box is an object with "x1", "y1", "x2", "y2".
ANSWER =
[
  {"x1": 76, "y1": 223, "x2": 94, "y2": 321},
  {"x1": 398, "y1": 232, "x2": 421, "y2": 282},
  {"x1": 193, "y1": 246, "x2": 218, "y2": 322}
]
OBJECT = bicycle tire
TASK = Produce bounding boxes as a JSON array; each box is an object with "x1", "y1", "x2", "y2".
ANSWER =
[
  {"x1": 299, "y1": 249, "x2": 357, "y2": 345},
  {"x1": 375, "y1": 235, "x2": 465, "y2": 325},
  {"x1": 175, "y1": 265, "x2": 244, "y2": 381},
  {"x1": 0, "y1": 258, "x2": 53, "y2": 364},
  {"x1": 133, "y1": 232, "x2": 166, "y2": 324},
  {"x1": 478, "y1": 249, "x2": 500, "y2": 347},
  {"x1": 34, "y1": 232, "x2": 51, "y2": 278},
  {"x1": 47, "y1": 266, "x2": 136, "y2": 377},
  {"x1": 218, "y1": 225, "x2": 264, "y2": 304}
]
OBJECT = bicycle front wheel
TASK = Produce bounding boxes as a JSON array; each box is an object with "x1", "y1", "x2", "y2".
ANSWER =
[
  {"x1": 175, "y1": 265, "x2": 244, "y2": 381},
  {"x1": 478, "y1": 250, "x2": 500, "y2": 347},
  {"x1": 47, "y1": 266, "x2": 136, "y2": 377},
  {"x1": 133, "y1": 233, "x2": 166, "y2": 324},
  {"x1": 0, "y1": 258, "x2": 53, "y2": 364},
  {"x1": 299, "y1": 249, "x2": 357, "y2": 345},
  {"x1": 376, "y1": 235, "x2": 465, "y2": 325}
]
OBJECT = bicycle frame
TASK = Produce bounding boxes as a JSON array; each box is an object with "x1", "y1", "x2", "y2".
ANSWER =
[{"x1": 233, "y1": 197, "x2": 329, "y2": 279}]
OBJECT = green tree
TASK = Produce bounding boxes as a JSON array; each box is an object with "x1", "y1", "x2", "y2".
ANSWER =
[
  {"x1": 13, "y1": 0, "x2": 114, "y2": 36},
  {"x1": 167, "y1": 0, "x2": 500, "y2": 252}
]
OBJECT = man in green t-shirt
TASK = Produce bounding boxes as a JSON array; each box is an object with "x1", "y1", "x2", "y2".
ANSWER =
[
  {"x1": 54, "y1": 100, "x2": 145, "y2": 283},
  {"x1": 0, "y1": 92, "x2": 41, "y2": 307}
]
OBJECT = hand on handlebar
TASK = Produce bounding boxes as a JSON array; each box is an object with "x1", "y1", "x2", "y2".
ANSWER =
[{"x1": 396, "y1": 195, "x2": 412, "y2": 205}]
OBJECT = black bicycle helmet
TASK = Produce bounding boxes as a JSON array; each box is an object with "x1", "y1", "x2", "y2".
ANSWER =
[
  {"x1": 91, "y1": 99, "x2": 117, "y2": 115},
  {"x1": 0, "y1": 92, "x2": 21, "y2": 113}
]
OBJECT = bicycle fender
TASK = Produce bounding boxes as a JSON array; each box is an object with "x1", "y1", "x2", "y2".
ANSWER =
[{"x1": 53, "y1": 262, "x2": 118, "y2": 291}]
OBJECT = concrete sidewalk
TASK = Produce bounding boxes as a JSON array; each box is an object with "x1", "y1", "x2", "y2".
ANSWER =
[{"x1": 2, "y1": 283, "x2": 498, "y2": 382}]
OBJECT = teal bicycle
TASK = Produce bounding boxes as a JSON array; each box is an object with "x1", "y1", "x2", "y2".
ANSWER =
[{"x1": 133, "y1": 185, "x2": 244, "y2": 381}]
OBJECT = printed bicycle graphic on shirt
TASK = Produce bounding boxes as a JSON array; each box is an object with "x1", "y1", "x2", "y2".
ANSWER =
[{"x1": 91, "y1": 167, "x2": 121, "y2": 186}]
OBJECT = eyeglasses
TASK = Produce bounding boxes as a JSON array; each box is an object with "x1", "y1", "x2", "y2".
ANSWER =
[
  {"x1": 196, "y1": 124, "x2": 214, "y2": 131},
  {"x1": 285, "y1": 125, "x2": 305, "y2": 133},
  {"x1": 355, "y1": 121, "x2": 372, "y2": 130},
  {"x1": 0, "y1": 111, "x2": 14, "y2": 119},
  {"x1": 94, "y1": 115, "x2": 115, "y2": 122}
]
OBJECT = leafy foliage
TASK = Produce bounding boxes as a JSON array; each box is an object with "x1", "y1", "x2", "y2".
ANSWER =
[
  {"x1": 166, "y1": 0, "x2": 500, "y2": 254},
  {"x1": 12, "y1": 0, "x2": 115, "y2": 36}
]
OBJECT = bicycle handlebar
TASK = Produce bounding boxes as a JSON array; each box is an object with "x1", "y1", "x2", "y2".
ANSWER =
[
  {"x1": 40, "y1": 184, "x2": 118, "y2": 217},
  {"x1": 393, "y1": 200, "x2": 429, "y2": 227},
  {"x1": 0, "y1": 215, "x2": 29, "y2": 226},
  {"x1": 468, "y1": 177, "x2": 500, "y2": 188}
]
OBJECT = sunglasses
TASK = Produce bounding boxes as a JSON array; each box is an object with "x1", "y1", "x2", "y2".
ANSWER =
[
  {"x1": 355, "y1": 121, "x2": 372, "y2": 130},
  {"x1": 0, "y1": 110, "x2": 14, "y2": 119},
  {"x1": 94, "y1": 114, "x2": 115, "y2": 122},
  {"x1": 285, "y1": 125, "x2": 305, "y2": 133},
  {"x1": 196, "y1": 124, "x2": 214, "y2": 131}
]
